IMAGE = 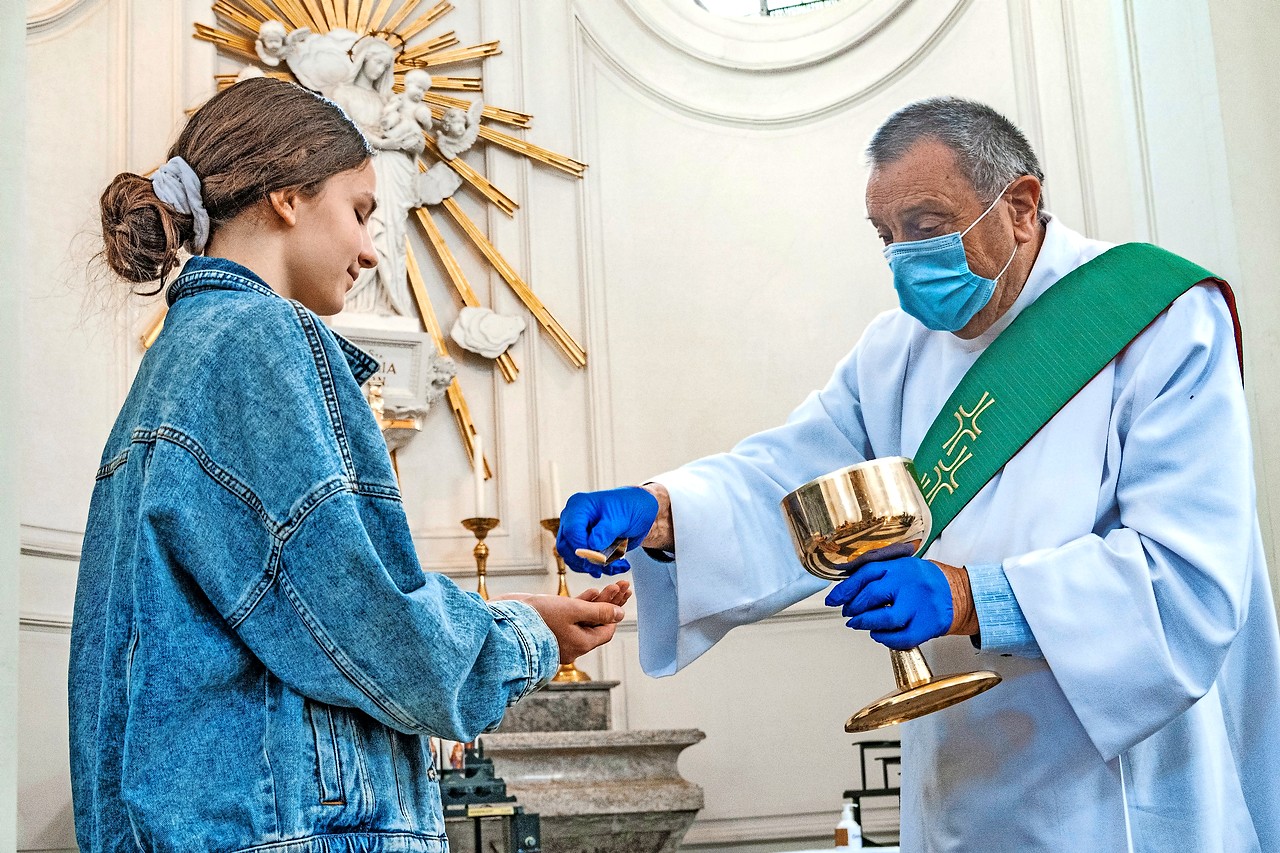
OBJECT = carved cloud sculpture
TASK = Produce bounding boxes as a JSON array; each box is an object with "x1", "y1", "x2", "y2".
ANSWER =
[{"x1": 450, "y1": 306, "x2": 526, "y2": 359}]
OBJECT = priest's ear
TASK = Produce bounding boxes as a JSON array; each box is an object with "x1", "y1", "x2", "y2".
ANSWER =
[{"x1": 1007, "y1": 174, "x2": 1042, "y2": 243}]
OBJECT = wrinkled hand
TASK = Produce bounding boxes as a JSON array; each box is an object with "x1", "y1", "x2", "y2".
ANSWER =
[
  {"x1": 555, "y1": 487, "x2": 659, "y2": 578},
  {"x1": 518, "y1": 592, "x2": 628, "y2": 664},
  {"x1": 824, "y1": 556, "x2": 954, "y2": 650}
]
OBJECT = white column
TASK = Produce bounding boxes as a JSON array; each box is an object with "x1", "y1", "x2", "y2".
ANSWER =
[{"x1": 0, "y1": 0, "x2": 25, "y2": 847}]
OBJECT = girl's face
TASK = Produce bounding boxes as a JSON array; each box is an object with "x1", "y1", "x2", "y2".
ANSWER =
[{"x1": 282, "y1": 162, "x2": 378, "y2": 316}]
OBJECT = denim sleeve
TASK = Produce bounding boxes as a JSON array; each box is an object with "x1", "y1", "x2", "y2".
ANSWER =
[
  {"x1": 967, "y1": 562, "x2": 1043, "y2": 659},
  {"x1": 232, "y1": 488, "x2": 558, "y2": 741}
]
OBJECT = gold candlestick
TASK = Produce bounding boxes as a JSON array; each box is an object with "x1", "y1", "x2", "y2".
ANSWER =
[
  {"x1": 461, "y1": 517, "x2": 500, "y2": 601},
  {"x1": 540, "y1": 517, "x2": 591, "y2": 683}
]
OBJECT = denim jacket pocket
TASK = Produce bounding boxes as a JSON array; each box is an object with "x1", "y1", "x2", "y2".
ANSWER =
[{"x1": 305, "y1": 701, "x2": 346, "y2": 806}]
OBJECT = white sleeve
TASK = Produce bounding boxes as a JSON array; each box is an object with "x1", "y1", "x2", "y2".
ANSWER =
[
  {"x1": 1002, "y1": 284, "x2": 1257, "y2": 761},
  {"x1": 631, "y1": 344, "x2": 877, "y2": 676}
]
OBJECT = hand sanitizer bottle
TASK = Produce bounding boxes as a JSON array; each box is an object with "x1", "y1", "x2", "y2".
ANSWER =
[{"x1": 835, "y1": 801, "x2": 862, "y2": 850}]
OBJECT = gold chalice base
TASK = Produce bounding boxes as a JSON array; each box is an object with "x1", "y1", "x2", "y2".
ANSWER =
[{"x1": 845, "y1": 669, "x2": 1002, "y2": 733}]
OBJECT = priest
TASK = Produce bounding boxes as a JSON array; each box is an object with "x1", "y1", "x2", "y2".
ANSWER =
[{"x1": 555, "y1": 97, "x2": 1280, "y2": 851}]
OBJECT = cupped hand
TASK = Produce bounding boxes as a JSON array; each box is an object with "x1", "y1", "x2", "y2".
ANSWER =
[
  {"x1": 824, "y1": 556, "x2": 954, "y2": 650},
  {"x1": 519, "y1": 593, "x2": 627, "y2": 664},
  {"x1": 575, "y1": 579, "x2": 633, "y2": 608},
  {"x1": 555, "y1": 487, "x2": 659, "y2": 578}
]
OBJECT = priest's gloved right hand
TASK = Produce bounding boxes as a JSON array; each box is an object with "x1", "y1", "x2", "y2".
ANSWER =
[{"x1": 555, "y1": 487, "x2": 660, "y2": 578}]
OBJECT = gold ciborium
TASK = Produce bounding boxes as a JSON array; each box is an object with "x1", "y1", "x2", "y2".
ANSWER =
[{"x1": 781, "y1": 457, "x2": 1000, "y2": 733}]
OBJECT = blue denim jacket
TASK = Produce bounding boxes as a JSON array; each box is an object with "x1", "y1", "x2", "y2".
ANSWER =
[{"x1": 70, "y1": 256, "x2": 557, "y2": 853}]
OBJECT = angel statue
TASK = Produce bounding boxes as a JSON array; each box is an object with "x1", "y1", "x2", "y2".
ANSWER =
[
  {"x1": 436, "y1": 100, "x2": 485, "y2": 160},
  {"x1": 376, "y1": 69, "x2": 433, "y2": 156},
  {"x1": 277, "y1": 24, "x2": 359, "y2": 94},
  {"x1": 254, "y1": 20, "x2": 309, "y2": 67}
]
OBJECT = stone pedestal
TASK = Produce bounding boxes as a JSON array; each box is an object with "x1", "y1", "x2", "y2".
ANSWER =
[
  {"x1": 482, "y1": 681, "x2": 705, "y2": 853},
  {"x1": 495, "y1": 680, "x2": 616, "y2": 733}
]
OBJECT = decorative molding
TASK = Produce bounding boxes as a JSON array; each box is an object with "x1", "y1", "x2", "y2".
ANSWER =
[
  {"x1": 25, "y1": 0, "x2": 101, "y2": 36},
  {"x1": 620, "y1": 0, "x2": 911, "y2": 73},
  {"x1": 20, "y1": 614, "x2": 73, "y2": 634},
  {"x1": 573, "y1": 0, "x2": 972, "y2": 127},
  {"x1": 20, "y1": 525, "x2": 82, "y2": 562},
  {"x1": 683, "y1": 801, "x2": 898, "y2": 845},
  {"x1": 1057, "y1": 0, "x2": 1100, "y2": 237},
  {"x1": 1003, "y1": 0, "x2": 1096, "y2": 236},
  {"x1": 1120, "y1": 0, "x2": 1160, "y2": 243},
  {"x1": 19, "y1": 522, "x2": 550, "y2": 579}
]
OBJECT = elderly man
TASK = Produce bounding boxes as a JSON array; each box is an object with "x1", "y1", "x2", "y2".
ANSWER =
[{"x1": 556, "y1": 97, "x2": 1280, "y2": 851}]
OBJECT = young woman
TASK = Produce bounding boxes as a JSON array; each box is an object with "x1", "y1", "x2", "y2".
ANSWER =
[{"x1": 76, "y1": 76, "x2": 629, "y2": 853}]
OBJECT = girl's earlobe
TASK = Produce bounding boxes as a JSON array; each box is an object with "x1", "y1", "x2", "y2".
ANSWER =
[{"x1": 267, "y1": 188, "x2": 300, "y2": 226}]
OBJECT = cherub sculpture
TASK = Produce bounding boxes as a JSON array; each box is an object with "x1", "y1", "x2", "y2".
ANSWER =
[
  {"x1": 281, "y1": 26, "x2": 360, "y2": 95},
  {"x1": 435, "y1": 100, "x2": 485, "y2": 160},
  {"x1": 376, "y1": 70, "x2": 433, "y2": 155},
  {"x1": 254, "y1": 20, "x2": 309, "y2": 67}
]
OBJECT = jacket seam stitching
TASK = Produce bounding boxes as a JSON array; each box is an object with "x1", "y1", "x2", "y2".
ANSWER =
[
  {"x1": 228, "y1": 830, "x2": 448, "y2": 853},
  {"x1": 355, "y1": 481, "x2": 403, "y2": 501},
  {"x1": 229, "y1": 478, "x2": 349, "y2": 628},
  {"x1": 169, "y1": 268, "x2": 280, "y2": 303},
  {"x1": 333, "y1": 331, "x2": 380, "y2": 381},
  {"x1": 293, "y1": 305, "x2": 358, "y2": 483},
  {"x1": 95, "y1": 448, "x2": 131, "y2": 480},
  {"x1": 278, "y1": 566, "x2": 425, "y2": 732},
  {"x1": 491, "y1": 602, "x2": 539, "y2": 702},
  {"x1": 261, "y1": 672, "x2": 282, "y2": 836},
  {"x1": 277, "y1": 478, "x2": 351, "y2": 543},
  {"x1": 152, "y1": 427, "x2": 280, "y2": 533},
  {"x1": 150, "y1": 426, "x2": 295, "y2": 626}
]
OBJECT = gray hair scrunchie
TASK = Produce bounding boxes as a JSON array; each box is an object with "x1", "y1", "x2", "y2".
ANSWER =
[{"x1": 150, "y1": 156, "x2": 210, "y2": 254}]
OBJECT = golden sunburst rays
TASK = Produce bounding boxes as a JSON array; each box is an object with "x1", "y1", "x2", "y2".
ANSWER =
[
  {"x1": 440, "y1": 197, "x2": 588, "y2": 368},
  {"x1": 422, "y1": 135, "x2": 518, "y2": 216},
  {"x1": 413, "y1": 207, "x2": 519, "y2": 384},
  {"x1": 405, "y1": 242, "x2": 492, "y2": 479},
  {"x1": 184, "y1": 0, "x2": 588, "y2": 475},
  {"x1": 419, "y1": 76, "x2": 482, "y2": 93}
]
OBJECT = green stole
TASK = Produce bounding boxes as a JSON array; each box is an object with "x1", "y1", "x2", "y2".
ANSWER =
[{"x1": 912, "y1": 243, "x2": 1240, "y2": 553}]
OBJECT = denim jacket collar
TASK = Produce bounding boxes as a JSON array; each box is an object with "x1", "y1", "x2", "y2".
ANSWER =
[{"x1": 167, "y1": 255, "x2": 380, "y2": 384}]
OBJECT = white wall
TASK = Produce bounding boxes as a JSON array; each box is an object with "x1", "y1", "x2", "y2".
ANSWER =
[
  {"x1": 3, "y1": 0, "x2": 27, "y2": 849},
  {"x1": 17, "y1": 1, "x2": 1280, "y2": 851},
  {"x1": 1207, "y1": 0, "x2": 1280, "y2": 577}
]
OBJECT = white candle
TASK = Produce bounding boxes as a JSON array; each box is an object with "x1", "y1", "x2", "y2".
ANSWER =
[
  {"x1": 549, "y1": 461, "x2": 563, "y2": 516},
  {"x1": 473, "y1": 432, "x2": 486, "y2": 518}
]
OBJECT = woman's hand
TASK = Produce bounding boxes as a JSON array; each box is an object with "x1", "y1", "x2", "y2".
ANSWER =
[
  {"x1": 492, "y1": 581, "x2": 632, "y2": 664},
  {"x1": 573, "y1": 580, "x2": 633, "y2": 608}
]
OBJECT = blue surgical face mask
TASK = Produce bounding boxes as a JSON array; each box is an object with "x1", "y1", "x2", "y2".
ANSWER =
[{"x1": 882, "y1": 182, "x2": 1018, "y2": 332}]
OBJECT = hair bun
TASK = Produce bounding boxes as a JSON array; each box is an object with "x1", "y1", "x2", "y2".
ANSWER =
[{"x1": 99, "y1": 171, "x2": 194, "y2": 287}]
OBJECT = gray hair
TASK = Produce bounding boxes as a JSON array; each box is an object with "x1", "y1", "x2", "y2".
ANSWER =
[{"x1": 866, "y1": 97, "x2": 1045, "y2": 211}]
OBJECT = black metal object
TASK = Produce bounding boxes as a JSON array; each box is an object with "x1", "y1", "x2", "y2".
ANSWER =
[
  {"x1": 761, "y1": 0, "x2": 844, "y2": 17},
  {"x1": 842, "y1": 739, "x2": 901, "y2": 848},
  {"x1": 440, "y1": 743, "x2": 541, "y2": 853}
]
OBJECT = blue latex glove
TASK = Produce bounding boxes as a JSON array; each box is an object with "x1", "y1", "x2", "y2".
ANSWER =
[
  {"x1": 824, "y1": 556, "x2": 954, "y2": 650},
  {"x1": 555, "y1": 487, "x2": 659, "y2": 578}
]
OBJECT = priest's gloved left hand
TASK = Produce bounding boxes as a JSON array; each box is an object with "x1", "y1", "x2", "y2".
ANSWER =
[{"x1": 825, "y1": 556, "x2": 978, "y2": 650}]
